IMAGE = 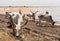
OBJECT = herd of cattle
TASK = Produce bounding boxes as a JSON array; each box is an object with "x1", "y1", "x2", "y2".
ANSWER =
[{"x1": 4, "y1": 10, "x2": 57, "y2": 38}]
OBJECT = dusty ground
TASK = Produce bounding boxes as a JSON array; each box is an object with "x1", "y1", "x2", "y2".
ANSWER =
[{"x1": 0, "y1": 14, "x2": 60, "y2": 41}]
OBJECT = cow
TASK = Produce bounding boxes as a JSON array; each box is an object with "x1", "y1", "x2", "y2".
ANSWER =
[
  {"x1": 27, "y1": 10, "x2": 38, "y2": 22},
  {"x1": 38, "y1": 15, "x2": 55, "y2": 26},
  {"x1": 37, "y1": 11, "x2": 55, "y2": 27},
  {"x1": 5, "y1": 11, "x2": 28, "y2": 38}
]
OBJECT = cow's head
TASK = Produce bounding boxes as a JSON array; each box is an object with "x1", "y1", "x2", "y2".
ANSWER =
[{"x1": 5, "y1": 11, "x2": 28, "y2": 28}]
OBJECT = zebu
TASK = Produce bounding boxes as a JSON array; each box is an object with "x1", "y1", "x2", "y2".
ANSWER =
[
  {"x1": 35, "y1": 11, "x2": 55, "y2": 27},
  {"x1": 37, "y1": 15, "x2": 55, "y2": 26},
  {"x1": 5, "y1": 11, "x2": 28, "y2": 38},
  {"x1": 27, "y1": 11, "x2": 38, "y2": 21}
]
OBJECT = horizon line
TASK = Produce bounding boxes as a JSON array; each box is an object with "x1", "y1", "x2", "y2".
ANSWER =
[{"x1": 0, "y1": 6, "x2": 60, "y2": 8}]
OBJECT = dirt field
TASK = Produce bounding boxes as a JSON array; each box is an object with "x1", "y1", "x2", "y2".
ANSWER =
[{"x1": 0, "y1": 14, "x2": 60, "y2": 41}]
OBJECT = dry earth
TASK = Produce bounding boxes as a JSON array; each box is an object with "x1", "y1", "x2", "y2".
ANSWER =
[{"x1": 0, "y1": 14, "x2": 60, "y2": 41}]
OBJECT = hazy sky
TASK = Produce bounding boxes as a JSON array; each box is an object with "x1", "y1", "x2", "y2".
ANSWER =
[{"x1": 0, "y1": 0, "x2": 60, "y2": 6}]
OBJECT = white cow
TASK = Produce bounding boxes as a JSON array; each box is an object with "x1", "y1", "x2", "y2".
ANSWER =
[{"x1": 5, "y1": 11, "x2": 28, "y2": 38}]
